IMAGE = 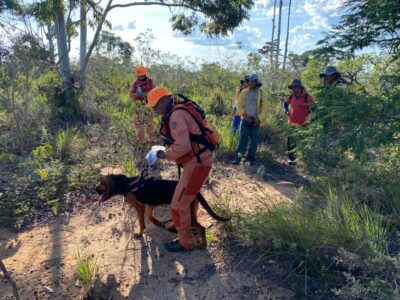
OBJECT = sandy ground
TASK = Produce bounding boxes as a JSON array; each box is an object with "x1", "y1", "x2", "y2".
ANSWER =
[{"x1": 0, "y1": 162, "x2": 299, "y2": 300}]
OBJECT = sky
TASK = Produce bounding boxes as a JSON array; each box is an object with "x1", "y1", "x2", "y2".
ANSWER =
[{"x1": 87, "y1": 0, "x2": 345, "y2": 63}]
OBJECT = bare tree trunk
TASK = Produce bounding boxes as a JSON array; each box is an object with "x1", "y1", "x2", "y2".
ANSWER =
[
  {"x1": 283, "y1": 0, "x2": 292, "y2": 70},
  {"x1": 79, "y1": 0, "x2": 87, "y2": 90},
  {"x1": 270, "y1": 0, "x2": 277, "y2": 71},
  {"x1": 0, "y1": 259, "x2": 20, "y2": 300},
  {"x1": 54, "y1": 0, "x2": 72, "y2": 94},
  {"x1": 275, "y1": 0, "x2": 283, "y2": 70},
  {"x1": 81, "y1": 0, "x2": 113, "y2": 84}
]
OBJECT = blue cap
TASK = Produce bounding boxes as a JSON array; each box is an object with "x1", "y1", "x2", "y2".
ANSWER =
[
  {"x1": 248, "y1": 73, "x2": 259, "y2": 82},
  {"x1": 288, "y1": 79, "x2": 304, "y2": 89},
  {"x1": 320, "y1": 66, "x2": 340, "y2": 78}
]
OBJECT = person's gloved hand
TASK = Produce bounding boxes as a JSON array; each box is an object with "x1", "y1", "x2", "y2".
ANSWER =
[{"x1": 157, "y1": 150, "x2": 166, "y2": 159}]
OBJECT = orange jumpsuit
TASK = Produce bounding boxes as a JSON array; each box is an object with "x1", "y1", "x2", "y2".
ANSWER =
[
  {"x1": 165, "y1": 109, "x2": 213, "y2": 249},
  {"x1": 129, "y1": 78, "x2": 155, "y2": 143}
]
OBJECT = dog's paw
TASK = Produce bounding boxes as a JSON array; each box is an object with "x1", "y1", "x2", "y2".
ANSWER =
[{"x1": 133, "y1": 232, "x2": 143, "y2": 239}]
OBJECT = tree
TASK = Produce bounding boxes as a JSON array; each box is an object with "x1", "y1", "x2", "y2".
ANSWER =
[
  {"x1": 4, "y1": 0, "x2": 254, "y2": 98},
  {"x1": 282, "y1": 0, "x2": 291, "y2": 70},
  {"x1": 67, "y1": 0, "x2": 254, "y2": 94},
  {"x1": 270, "y1": 0, "x2": 277, "y2": 70},
  {"x1": 319, "y1": 0, "x2": 400, "y2": 58},
  {"x1": 275, "y1": 0, "x2": 283, "y2": 70}
]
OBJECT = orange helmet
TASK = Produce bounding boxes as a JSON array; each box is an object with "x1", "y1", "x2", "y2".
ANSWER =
[
  {"x1": 147, "y1": 86, "x2": 172, "y2": 108},
  {"x1": 134, "y1": 65, "x2": 147, "y2": 76}
]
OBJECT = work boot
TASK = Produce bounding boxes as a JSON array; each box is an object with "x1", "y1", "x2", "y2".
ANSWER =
[
  {"x1": 246, "y1": 157, "x2": 256, "y2": 166},
  {"x1": 164, "y1": 239, "x2": 192, "y2": 252},
  {"x1": 232, "y1": 157, "x2": 241, "y2": 165}
]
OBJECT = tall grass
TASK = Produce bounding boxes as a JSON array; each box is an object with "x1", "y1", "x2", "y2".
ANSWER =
[
  {"x1": 225, "y1": 183, "x2": 392, "y2": 296},
  {"x1": 75, "y1": 251, "x2": 99, "y2": 297}
]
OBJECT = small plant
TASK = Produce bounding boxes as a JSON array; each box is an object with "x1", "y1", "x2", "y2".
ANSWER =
[
  {"x1": 122, "y1": 159, "x2": 138, "y2": 177},
  {"x1": 75, "y1": 250, "x2": 99, "y2": 297},
  {"x1": 54, "y1": 128, "x2": 82, "y2": 161}
]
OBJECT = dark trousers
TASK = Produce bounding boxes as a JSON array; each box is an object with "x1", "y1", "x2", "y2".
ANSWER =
[{"x1": 287, "y1": 136, "x2": 296, "y2": 161}]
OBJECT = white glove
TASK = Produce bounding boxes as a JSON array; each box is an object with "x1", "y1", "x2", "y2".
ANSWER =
[{"x1": 145, "y1": 145, "x2": 166, "y2": 166}]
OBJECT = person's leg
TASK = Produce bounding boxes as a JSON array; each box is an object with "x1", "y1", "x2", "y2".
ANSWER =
[
  {"x1": 144, "y1": 114, "x2": 155, "y2": 142},
  {"x1": 234, "y1": 121, "x2": 250, "y2": 163},
  {"x1": 247, "y1": 125, "x2": 260, "y2": 162},
  {"x1": 134, "y1": 120, "x2": 145, "y2": 143},
  {"x1": 169, "y1": 156, "x2": 212, "y2": 250},
  {"x1": 287, "y1": 135, "x2": 296, "y2": 162}
]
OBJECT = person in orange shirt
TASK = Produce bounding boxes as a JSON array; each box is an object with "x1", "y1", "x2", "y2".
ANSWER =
[
  {"x1": 146, "y1": 87, "x2": 214, "y2": 252},
  {"x1": 129, "y1": 65, "x2": 155, "y2": 143},
  {"x1": 284, "y1": 79, "x2": 314, "y2": 164}
]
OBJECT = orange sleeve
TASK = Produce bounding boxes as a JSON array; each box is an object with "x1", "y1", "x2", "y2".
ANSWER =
[{"x1": 165, "y1": 110, "x2": 193, "y2": 161}]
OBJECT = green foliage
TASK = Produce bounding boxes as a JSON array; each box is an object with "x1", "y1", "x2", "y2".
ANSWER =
[
  {"x1": 122, "y1": 159, "x2": 139, "y2": 177},
  {"x1": 227, "y1": 183, "x2": 393, "y2": 297},
  {"x1": 75, "y1": 250, "x2": 99, "y2": 296},
  {"x1": 53, "y1": 128, "x2": 83, "y2": 162},
  {"x1": 319, "y1": 0, "x2": 400, "y2": 57},
  {"x1": 169, "y1": 0, "x2": 253, "y2": 36}
]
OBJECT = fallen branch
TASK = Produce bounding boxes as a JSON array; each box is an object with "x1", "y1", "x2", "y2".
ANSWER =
[{"x1": 0, "y1": 259, "x2": 20, "y2": 300}]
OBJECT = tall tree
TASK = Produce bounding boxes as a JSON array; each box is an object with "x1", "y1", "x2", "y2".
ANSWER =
[
  {"x1": 275, "y1": 0, "x2": 283, "y2": 70},
  {"x1": 79, "y1": 0, "x2": 87, "y2": 89},
  {"x1": 282, "y1": 0, "x2": 291, "y2": 70},
  {"x1": 319, "y1": 0, "x2": 400, "y2": 58},
  {"x1": 54, "y1": 0, "x2": 72, "y2": 93},
  {"x1": 71, "y1": 0, "x2": 254, "y2": 93},
  {"x1": 270, "y1": 0, "x2": 277, "y2": 70}
]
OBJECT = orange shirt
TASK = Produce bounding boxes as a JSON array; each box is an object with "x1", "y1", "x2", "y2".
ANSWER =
[
  {"x1": 284, "y1": 92, "x2": 314, "y2": 126},
  {"x1": 165, "y1": 109, "x2": 209, "y2": 162}
]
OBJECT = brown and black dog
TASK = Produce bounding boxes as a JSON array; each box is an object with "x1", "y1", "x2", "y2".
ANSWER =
[{"x1": 95, "y1": 170, "x2": 229, "y2": 247}]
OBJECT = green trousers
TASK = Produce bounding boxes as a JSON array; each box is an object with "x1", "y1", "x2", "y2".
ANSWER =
[{"x1": 236, "y1": 121, "x2": 260, "y2": 161}]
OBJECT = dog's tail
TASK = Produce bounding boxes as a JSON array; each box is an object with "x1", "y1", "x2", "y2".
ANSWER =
[{"x1": 197, "y1": 193, "x2": 230, "y2": 222}]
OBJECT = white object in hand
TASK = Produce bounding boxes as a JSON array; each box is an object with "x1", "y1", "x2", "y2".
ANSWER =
[{"x1": 146, "y1": 145, "x2": 166, "y2": 166}]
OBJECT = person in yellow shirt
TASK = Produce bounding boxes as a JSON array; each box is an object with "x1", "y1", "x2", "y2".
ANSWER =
[{"x1": 232, "y1": 73, "x2": 267, "y2": 165}]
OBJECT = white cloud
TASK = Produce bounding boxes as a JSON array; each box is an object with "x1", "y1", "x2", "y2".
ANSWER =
[
  {"x1": 304, "y1": 0, "x2": 344, "y2": 16},
  {"x1": 289, "y1": 33, "x2": 314, "y2": 48}
]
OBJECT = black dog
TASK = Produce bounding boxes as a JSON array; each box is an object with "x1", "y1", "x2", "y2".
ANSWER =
[{"x1": 95, "y1": 170, "x2": 229, "y2": 246}]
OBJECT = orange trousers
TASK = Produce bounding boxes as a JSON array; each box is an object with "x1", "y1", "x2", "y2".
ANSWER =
[
  {"x1": 171, "y1": 153, "x2": 212, "y2": 249},
  {"x1": 134, "y1": 115, "x2": 155, "y2": 144}
]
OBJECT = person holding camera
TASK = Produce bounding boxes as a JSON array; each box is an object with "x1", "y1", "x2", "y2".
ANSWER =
[{"x1": 232, "y1": 73, "x2": 267, "y2": 165}]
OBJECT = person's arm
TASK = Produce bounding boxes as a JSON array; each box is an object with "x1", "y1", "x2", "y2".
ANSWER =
[
  {"x1": 129, "y1": 82, "x2": 137, "y2": 100},
  {"x1": 284, "y1": 96, "x2": 291, "y2": 114},
  {"x1": 165, "y1": 110, "x2": 193, "y2": 161},
  {"x1": 129, "y1": 81, "x2": 145, "y2": 101},
  {"x1": 303, "y1": 93, "x2": 314, "y2": 107},
  {"x1": 304, "y1": 93, "x2": 317, "y2": 112},
  {"x1": 236, "y1": 89, "x2": 246, "y2": 116}
]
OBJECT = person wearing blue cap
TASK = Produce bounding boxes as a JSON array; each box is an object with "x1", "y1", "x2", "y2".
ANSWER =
[
  {"x1": 319, "y1": 66, "x2": 344, "y2": 87},
  {"x1": 284, "y1": 79, "x2": 315, "y2": 164},
  {"x1": 232, "y1": 73, "x2": 267, "y2": 165}
]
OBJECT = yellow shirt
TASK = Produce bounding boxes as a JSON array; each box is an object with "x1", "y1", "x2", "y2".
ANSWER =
[{"x1": 236, "y1": 87, "x2": 267, "y2": 126}]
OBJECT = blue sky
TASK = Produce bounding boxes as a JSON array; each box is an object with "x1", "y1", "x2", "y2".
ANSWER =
[{"x1": 72, "y1": 0, "x2": 345, "y2": 62}]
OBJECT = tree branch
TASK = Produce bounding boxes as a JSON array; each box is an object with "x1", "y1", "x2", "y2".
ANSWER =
[
  {"x1": 0, "y1": 259, "x2": 20, "y2": 300},
  {"x1": 109, "y1": 1, "x2": 201, "y2": 13}
]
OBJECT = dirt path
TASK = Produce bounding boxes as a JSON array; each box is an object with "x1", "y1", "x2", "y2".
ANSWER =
[{"x1": 1, "y1": 162, "x2": 299, "y2": 300}]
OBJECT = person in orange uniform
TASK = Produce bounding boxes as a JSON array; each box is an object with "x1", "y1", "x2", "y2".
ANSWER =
[
  {"x1": 284, "y1": 79, "x2": 314, "y2": 164},
  {"x1": 129, "y1": 65, "x2": 155, "y2": 143},
  {"x1": 146, "y1": 86, "x2": 214, "y2": 252}
]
